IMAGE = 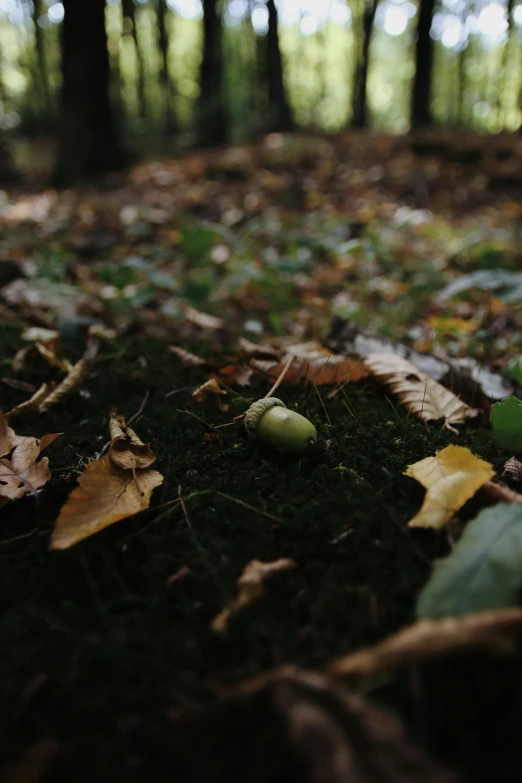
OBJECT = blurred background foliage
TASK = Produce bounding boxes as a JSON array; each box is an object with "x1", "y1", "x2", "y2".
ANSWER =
[{"x1": 0, "y1": 0, "x2": 521, "y2": 157}]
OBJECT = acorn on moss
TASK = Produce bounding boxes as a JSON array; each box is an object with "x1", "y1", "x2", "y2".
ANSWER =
[{"x1": 244, "y1": 397, "x2": 317, "y2": 454}]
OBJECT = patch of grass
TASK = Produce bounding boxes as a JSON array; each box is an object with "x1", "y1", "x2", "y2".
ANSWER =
[{"x1": 1, "y1": 322, "x2": 521, "y2": 781}]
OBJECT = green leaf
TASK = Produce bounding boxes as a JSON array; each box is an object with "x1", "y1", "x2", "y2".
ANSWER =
[
  {"x1": 417, "y1": 503, "x2": 522, "y2": 618},
  {"x1": 491, "y1": 396, "x2": 522, "y2": 453},
  {"x1": 505, "y1": 357, "x2": 522, "y2": 385}
]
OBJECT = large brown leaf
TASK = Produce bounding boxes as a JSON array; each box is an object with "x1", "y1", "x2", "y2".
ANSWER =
[
  {"x1": 365, "y1": 352, "x2": 477, "y2": 427},
  {"x1": 50, "y1": 454, "x2": 163, "y2": 549},
  {"x1": 251, "y1": 341, "x2": 368, "y2": 387}
]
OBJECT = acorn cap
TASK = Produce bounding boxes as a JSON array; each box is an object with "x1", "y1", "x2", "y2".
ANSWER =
[{"x1": 244, "y1": 397, "x2": 286, "y2": 437}]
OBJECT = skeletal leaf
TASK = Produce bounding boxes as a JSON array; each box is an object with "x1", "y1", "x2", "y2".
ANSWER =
[
  {"x1": 0, "y1": 411, "x2": 61, "y2": 504},
  {"x1": 404, "y1": 445, "x2": 494, "y2": 529},
  {"x1": 211, "y1": 558, "x2": 296, "y2": 632},
  {"x1": 327, "y1": 607, "x2": 522, "y2": 679},
  {"x1": 365, "y1": 352, "x2": 477, "y2": 427},
  {"x1": 50, "y1": 454, "x2": 163, "y2": 549},
  {"x1": 417, "y1": 503, "x2": 522, "y2": 618},
  {"x1": 108, "y1": 411, "x2": 156, "y2": 470}
]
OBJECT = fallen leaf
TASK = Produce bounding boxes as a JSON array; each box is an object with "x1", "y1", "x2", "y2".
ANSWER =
[
  {"x1": 5, "y1": 383, "x2": 53, "y2": 420},
  {"x1": 108, "y1": 410, "x2": 156, "y2": 470},
  {"x1": 272, "y1": 670, "x2": 455, "y2": 783},
  {"x1": 365, "y1": 353, "x2": 477, "y2": 427},
  {"x1": 482, "y1": 478, "x2": 522, "y2": 505},
  {"x1": 0, "y1": 411, "x2": 61, "y2": 504},
  {"x1": 251, "y1": 344, "x2": 368, "y2": 386},
  {"x1": 417, "y1": 503, "x2": 522, "y2": 618},
  {"x1": 238, "y1": 337, "x2": 281, "y2": 360},
  {"x1": 502, "y1": 457, "x2": 522, "y2": 486},
  {"x1": 184, "y1": 305, "x2": 225, "y2": 330},
  {"x1": 218, "y1": 364, "x2": 254, "y2": 386},
  {"x1": 491, "y1": 396, "x2": 522, "y2": 453},
  {"x1": 50, "y1": 413, "x2": 163, "y2": 549},
  {"x1": 50, "y1": 454, "x2": 163, "y2": 549},
  {"x1": 327, "y1": 607, "x2": 522, "y2": 679},
  {"x1": 192, "y1": 377, "x2": 227, "y2": 403},
  {"x1": 169, "y1": 345, "x2": 208, "y2": 367},
  {"x1": 211, "y1": 558, "x2": 296, "y2": 632},
  {"x1": 404, "y1": 445, "x2": 494, "y2": 529},
  {"x1": 38, "y1": 332, "x2": 99, "y2": 413}
]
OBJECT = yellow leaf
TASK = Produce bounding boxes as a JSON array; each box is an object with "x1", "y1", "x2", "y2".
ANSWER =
[
  {"x1": 365, "y1": 353, "x2": 477, "y2": 427},
  {"x1": 211, "y1": 558, "x2": 296, "y2": 632},
  {"x1": 50, "y1": 455, "x2": 163, "y2": 549},
  {"x1": 404, "y1": 445, "x2": 494, "y2": 529}
]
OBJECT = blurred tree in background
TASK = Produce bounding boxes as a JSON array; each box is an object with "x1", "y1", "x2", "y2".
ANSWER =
[{"x1": 0, "y1": 0, "x2": 521, "y2": 181}]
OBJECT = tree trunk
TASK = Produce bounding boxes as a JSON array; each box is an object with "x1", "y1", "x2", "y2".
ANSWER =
[
  {"x1": 265, "y1": 0, "x2": 293, "y2": 132},
  {"x1": 497, "y1": 0, "x2": 515, "y2": 128},
  {"x1": 122, "y1": 0, "x2": 147, "y2": 119},
  {"x1": 31, "y1": 0, "x2": 52, "y2": 119},
  {"x1": 197, "y1": 0, "x2": 227, "y2": 145},
  {"x1": 410, "y1": 0, "x2": 436, "y2": 129},
  {"x1": 157, "y1": 0, "x2": 176, "y2": 132},
  {"x1": 54, "y1": 0, "x2": 124, "y2": 184},
  {"x1": 351, "y1": 0, "x2": 378, "y2": 129}
]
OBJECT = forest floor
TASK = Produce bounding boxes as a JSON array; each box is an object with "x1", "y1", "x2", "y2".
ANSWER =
[{"x1": 2, "y1": 130, "x2": 522, "y2": 782}]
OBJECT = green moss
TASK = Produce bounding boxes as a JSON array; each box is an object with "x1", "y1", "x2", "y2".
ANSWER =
[{"x1": 1, "y1": 322, "x2": 521, "y2": 780}]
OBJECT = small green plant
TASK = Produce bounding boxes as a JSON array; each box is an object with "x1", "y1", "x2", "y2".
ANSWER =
[{"x1": 490, "y1": 396, "x2": 522, "y2": 453}]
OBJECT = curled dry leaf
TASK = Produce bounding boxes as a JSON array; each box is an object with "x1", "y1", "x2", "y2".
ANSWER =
[
  {"x1": 482, "y1": 478, "x2": 522, "y2": 505},
  {"x1": 502, "y1": 456, "x2": 522, "y2": 487},
  {"x1": 271, "y1": 670, "x2": 455, "y2": 783},
  {"x1": 38, "y1": 333, "x2": 99, "y2": 413},
  {"x1": 0, "y1": 410, "x2": 61, "y2": 505},
  {"x1": 404, "y1": 445, "x2": 495, "y2": 529},
  {"x1": 192, "y1": 377, "x2": 227, "y2": 403},
  {"x1": 169, "y1": 345, "x2": 208, "y2": 367},
  {"x1": 238, "y1": 337, "x2": 281, "y2": 360},
  {"x1": 327, "y1": 607, "x2": 522, "y2": 679},
  {"x1": 50, "y1": 412, "x2": 163, "y2": 549},
  {"x1": 184, "y1": 305, "x2": 225, "y2": 331},
  {"x1": 217, "y1": 364, "x2": 254, "y2": 386},
  {"x1": 211, "y1": 558, "x2": 297, "y2": 632},
  {"x1": 108, "y1": 410, "x2": 156, "y2": 470},
  {"x1": 6, "y1": 383, "x2": 52, "y2": 420},
  {"x1": 365, "y1": 353, "x2": 477, "y2": 428}
]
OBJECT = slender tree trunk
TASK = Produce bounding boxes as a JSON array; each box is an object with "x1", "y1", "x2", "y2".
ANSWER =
[
  {"x1": 197, "y1": 0, "x2": 227, "y2": 145},
  {"x1": 497, "y1": 0, "x2": 515, "y2": 128},
  {"x1": 265, "y1": 0, "x2": 293, "y2": 132},
  {"x1": 157, "y1": 0, "x2": 176, "y2": 132},
  {"x1": 410, "y1": 0, "x2": 436, "y2": 129},
  {"x1": 54, "y1": 0, "x2": 124, "y2": 184},
  {"x1": 31, "y1": 0, "x2": 52, "y2": 119},
  {"x1": 122, "y1": 0, "x2": 147, "y2": 119},
  {"x1": 351, "y1": 0, "x2": 378, "y2": 129}
]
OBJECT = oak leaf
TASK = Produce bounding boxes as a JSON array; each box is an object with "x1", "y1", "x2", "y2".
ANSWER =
[
  {"x1": 0, "y1": 410, "x2": 61, "y2": 504},
  {"x1": 404, "y1": 445, "x2": 494, "y2": 529},
  {"x1": 211, "y1": 558, "x2": 296, "y2": 632},
  {"x1": 365, "y1": 353, "x2": 477, "y2": 427}
]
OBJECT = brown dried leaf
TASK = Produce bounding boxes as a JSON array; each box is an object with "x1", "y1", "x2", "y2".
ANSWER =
[
  {"x1": 482, "y1": 478, "x2": 522, "y2": 505},
  {"x1": 218, "y1": 364, "x2": 254, "y2": 386},
  {"x1": 5, "y1": 383, "x2": 53, "y2": 420},
  {"x1": 12, "y1": 345, "x2": 33, "y2": 374},
  {"x1": 50, "y1": 454, "x2": 163, "y2": 549},
  {"x1": 35, "y1": 340, "x2": 73, "y2": 373},
  {"x1": 38, "y1": 333, "x2": 99, "y2": 413},
  {"x1": 251, "y1": 352, "x2": 368, "y2": 386},
  {"x1": 272, "y1": 670, "x2": 455, "y2": 783},
  {"x1": 0, "y1": 410, "x2": 61, "y2": 504},
  {"x1": 238, "y1": 337, "x2": 281, "y2": 360},
  {"x1": 192, "y1": 377, "x2": 227, "y2": 403},
  {"x1": 502, "y1": 457, "x2": 522, "y2": 487},
  {"x1": 169, "y1": 345, "x2": 208, "y2": 367},
  {"x1": 211, "y1": 558, "x2": 297, "y2": 632},
  {"x1": 365, "y1": 352, "x2": 477, "y2": 426},
  {"x1": 108, "y1": 410, "x2": 156, "y2": 470},
  {"x1": 184, "y1": 305, "x2": 225, "y2": 331},
  {"x1": 327, "y1": 607, "x2": 522, "y2": 679}
]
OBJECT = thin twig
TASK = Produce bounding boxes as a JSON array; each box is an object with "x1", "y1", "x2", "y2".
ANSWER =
[
  {"x1": 176, "y1": 408, "x2": 218, "y2": 431},
  {"x1": 263, "y1": 354, "x2": 294, "y2": 399},
  {"x1": 127, "y1": 389, "x2": 150, "y2": 425},
  {"x1": 216, "y1": 492, "x2": 282, "y2": 522},
  {"x1": 178, "y1": 484, "x2": 192, "y2": 528},
  {"x1": 312, "y1": 380, "x2": 331, "y2": 425}
]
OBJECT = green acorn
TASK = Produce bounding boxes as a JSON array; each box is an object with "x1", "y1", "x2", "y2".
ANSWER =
[{"x1": 244, "y1": 397, "x2": 317, "y2": 454}]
